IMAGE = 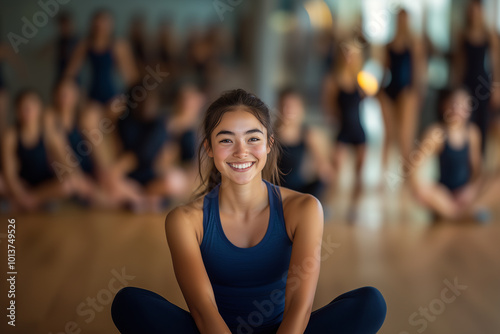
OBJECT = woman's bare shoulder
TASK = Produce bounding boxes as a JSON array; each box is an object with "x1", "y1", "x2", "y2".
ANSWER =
[
  {"x1": 2, "y1": 127, "x2": 18, "y2": 147},
  {"x1": 165, "y1": 196, "x2": 205, "y2": 241},
  {"x1": 166, "y1": 197, "x2": 204, "y2": 224},
  {"x1": 279, "y1": 187, "x2": 322, "y2": 218},
  {"x1": 278, "y1": 186, "x2": 323, "y2": 240}
]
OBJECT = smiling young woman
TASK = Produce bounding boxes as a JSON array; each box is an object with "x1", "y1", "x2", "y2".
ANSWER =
[{"x1": 111, "y1": 89, "x2": 386, "y2": 334}]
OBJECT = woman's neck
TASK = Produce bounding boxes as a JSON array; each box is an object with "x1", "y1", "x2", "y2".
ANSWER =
[
  {"x1": 59, "y1": 106, "x2": 75, "y2": 129},
  {"x1": 219, "y1": 177, "x2": 268, "y2": 215},
  {"x1": 446, "y1": 121, "x2": 467, "y2": 133},
  {"x1": 173, "y1": 110, "x2": 196, "y2": 128},
  {"x1": 92, "y1": 34, "x2": 111, "y2": 49},
  {"x1": 278, "y1": 120, "x2": 302, "y2": 142},
  {"x1": 279, "y1": 117, "x2": 301, "y2": 130},
  {"x1": 21, "y1": 121, "x2": 41, "y2": 142}
]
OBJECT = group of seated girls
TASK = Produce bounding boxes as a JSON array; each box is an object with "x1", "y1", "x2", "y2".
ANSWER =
[{"x1": 0, "y1": 79, "x2": 203, "y2": 212}]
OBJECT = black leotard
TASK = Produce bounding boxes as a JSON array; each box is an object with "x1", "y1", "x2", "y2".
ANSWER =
[
  {"x1": 438, "y1": 131, "x2": 471, "y2": 191},
  {"x1": 385, "y1": 47, "x2": 412, "y2": 100},
  {"x1": 17, "y1": 134, "x2": 54, "y2": 186},
  {"x1": 336, "y1": 87, "x2": 366, "y2": 145}
]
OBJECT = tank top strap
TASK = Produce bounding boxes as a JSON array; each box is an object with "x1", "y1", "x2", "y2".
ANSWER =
[
  {"x1": 264, "y1": 180, "x2": 287, "y2": 236},
  {"x1": 201, "y1": 184, "x2": 220, "y2": 250}
]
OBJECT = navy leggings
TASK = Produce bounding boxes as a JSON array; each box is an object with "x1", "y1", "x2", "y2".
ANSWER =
[{"x1": 111, "y1": 286, "x2": 386, "y2": 334}]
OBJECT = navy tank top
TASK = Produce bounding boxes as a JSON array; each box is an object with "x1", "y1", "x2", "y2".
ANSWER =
[
  {"x1": 464, "y1": 39, "x2": 490, "y2": 90},
  {"x1": 88, "y1": 47, "x2": 117, "y2": 103},
  {"x1": 178, "y1": 129, "x2": 197, "y2": 163},
  {"x1": 439, "y1": 133, "x2": 471, "y2": 191},
  {"x1": 67, "y1": 126, "x2": 94, "y2": 174},
  {"x1": 200, "y1": 180, "x2": 292, "y2": 332},
  {"x1": 388, "y1": 48, "x2": 412, "y2": 88},
  {"x1": 17, "y1": 134, "x2": 54, "y2": 186},
  {"x1": 279, "y1": 128, "x2": 307, "y2": 190},
  {"x1": 57, "y1": 36, "x2": 79, "y2": 81},
  {"x1": 336, "y1": 87, "x2": 366, "y2": 145},
  {"x1": 117, "y1": 113, "x2": 168, "y2": 185}
]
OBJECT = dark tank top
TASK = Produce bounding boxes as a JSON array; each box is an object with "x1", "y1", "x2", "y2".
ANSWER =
[
  {"x1": 336, "y1": 87, "x2": 366, "y2": 145},
  {"x1": 464, "y1": 39, "x2": 490, "y2": 89},
  {"x1": 387, "y1": 47, "x2": 413, "y2": 91},
  {"x1": 17, "y1": 134, "x2": 54, "y2": 186},
  {"x1": 337, "y1": 88, "x2": 362, "y2": 126},
  {"x1": 438, "y1": 132, "x2": 471, "y2": 191},
  {"x1": 279, "y1": 128, "x2": 307, "y2": 190},
  {"x1": 200, "y1": 180, "x2": 292, "y2": 332},
  {"x1": 88, "y1": 46, "x2": 117, "y2": 103},
  {"x1": 67, "y1": 126, "x2": 94, "y2": 174}
]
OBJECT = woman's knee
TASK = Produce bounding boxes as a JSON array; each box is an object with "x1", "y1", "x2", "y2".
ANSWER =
[
  {"x1": 357, "y1": 286, "x2": 387, "y2": 321},
  {"x1": 111, "y1": 287, "x2": 142, "y2": 319}
]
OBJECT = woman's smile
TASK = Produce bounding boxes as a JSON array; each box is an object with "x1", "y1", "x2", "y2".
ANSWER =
[{"x1": 226, "y1": 161, "x2": 256, "y2": 172}]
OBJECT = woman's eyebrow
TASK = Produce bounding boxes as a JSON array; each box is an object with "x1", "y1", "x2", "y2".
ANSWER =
[{"x1": 215, "y1": 129, "x2": 263, "y2": 137}]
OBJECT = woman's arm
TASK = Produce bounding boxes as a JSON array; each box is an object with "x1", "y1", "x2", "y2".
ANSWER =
[
  {"x1": 304, "y1": 127, "x2": 334, "y2": 183},
  {"x1": 488, "y1": 30, "x2": 499, "y2": 84},
  {"x1": 411, "y1": 35, "x2": 427, "y2": 93},
  {"x1": 321, "y1": 75, "x2": 338, "y2": 124},
  {"x1": 277, "y1": 194, "x2": 324, "y2": 334},
  {"x1": 1, "y1": 128, "x2": 37, "y2": 208},
  {"x1": 43, "y1": 109, "x2": 76, "y2": 172},
  {"x1": 0, "y1": 44, "x2": 28, "y2": 80},
  {"x1": 451, "y1": 33, "x2": 465, "y2": 86},
  {"x1": 114, "y1": 40, "x2": 139, "y2": 87},
  {"x1": 64, "y1": 40, "x2": 87, "y2": 79},
  {"x1": 165, "y1": 206, "x2": 231, "y2": 334},
  {"x1": 489, "y1": 31, "x2": 500, "y2": 108},
  {"x1": 468, "y1": 124, "x2": 482, "y2": 182},
  {"x1": 409, "y1": 124, "x2": 443, "y2": 201}
]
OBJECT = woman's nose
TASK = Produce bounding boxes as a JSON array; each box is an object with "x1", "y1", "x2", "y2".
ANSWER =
[{"x1": 233, "y1": 140, "x2": 248, "y2": 158}]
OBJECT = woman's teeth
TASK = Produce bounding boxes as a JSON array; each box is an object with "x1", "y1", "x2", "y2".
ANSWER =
[{"x1": 228, "y1": 162, "x2": 254, "y2": 169}]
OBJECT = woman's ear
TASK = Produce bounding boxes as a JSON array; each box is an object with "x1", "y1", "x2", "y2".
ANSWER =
[
  {"x1": 267, "y1": 135, "x2": 274, "y2": 154},
  {"x1": 204, "y1": 139, "x2": 213, "y2": 158}
]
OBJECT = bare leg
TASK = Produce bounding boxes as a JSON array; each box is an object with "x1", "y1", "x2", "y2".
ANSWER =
[
  {"x1": 466, "y1": 173, "x2": 500, "y2": 211},
  {"x1": 347, "y1": 144, "x2": 366, "y2": 222},
  {"x1": 398, "y1": 88, "x2": 419, "y2": 166},
  {"x1": 115, "y1": 178, "x2": 145, "y2": 208},
  {"x1": 0, "y1": 175, "x2": 6, "y2": 196},
  {"x1": 143, "y1": 169, "x2": 191, "y2": 211},
  {"x1": 331, "y1": 142, "x2": 348, "y2": 190},
  {"x1": 80, "y1": 102, "x2": 113, "y2": 170},
  {"x1": 352, "y1": 144, "x2": 366, "y2": 206},
  {"x1": 378, "y1": 92, "x2": 395, "y2": 174},
  {"x1": 27, "y1": 178, "x2": 74, "y2": 210},
  {"x1": 145, "y1": 168, "x2": 189, "y2": 198},
  {"x1": 415, "y1": 182, "x2": 462, "y2": 220}
]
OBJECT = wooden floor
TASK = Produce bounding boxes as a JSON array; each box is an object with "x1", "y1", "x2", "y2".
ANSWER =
[{"x1": 1, "y1": 188, "x2": 500, "y2": 334}]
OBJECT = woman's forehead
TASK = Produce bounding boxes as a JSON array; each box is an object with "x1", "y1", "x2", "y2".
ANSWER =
[{"x1": 215, "y1": 109, "x2": 266, "y2": 132}]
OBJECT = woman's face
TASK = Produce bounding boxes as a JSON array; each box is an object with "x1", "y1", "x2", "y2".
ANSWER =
[
  {"x1": 179, "y1": 88, "x2": 204, "y2": 118},
  {"x1": 469, "y1": 2, "x2": 483, "y2": 26},
  {"x1": 280, "y1": 94, "x2": 304, "y2": 123},
  {"x1": 18, "y1": 94, "x2": 42, "y2": 126},
  {"x1": 444, "y1": 90, "x2": 471, "y2": 125},
  {"x1": 397, "y1": 11, "x2": 409, "y2": 30},
  {"x1": 92, "y1": 12, "x2": 113, "y2": 36},
  {"x1": 207, "y1": 109, "x2": 270, "y2": 185},
  {"x1": 343, "y1": 44, "x2": 363, "y2": 73},
  {"x1": 56, "y1": 81, "x2": 79, "y2": 111}
]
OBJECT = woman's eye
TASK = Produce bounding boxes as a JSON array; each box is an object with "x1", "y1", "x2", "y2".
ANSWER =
[
  {"x1": 249, "y1": 137, "x2": 260, "y2": 142},
  {"x1": 220, "y1": 139, "x2": 232, "y2": 143}
]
